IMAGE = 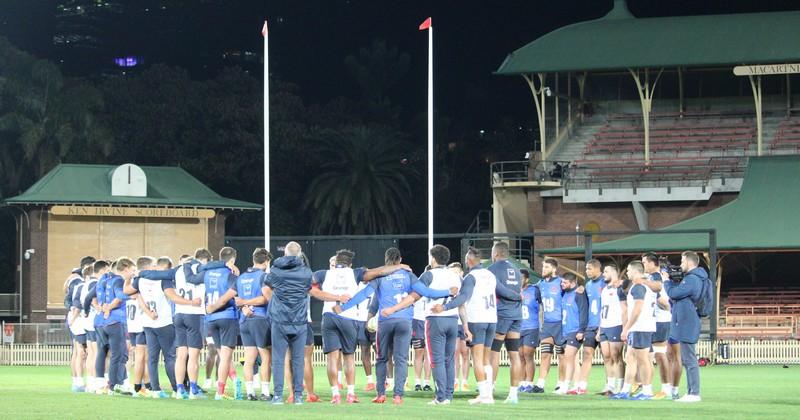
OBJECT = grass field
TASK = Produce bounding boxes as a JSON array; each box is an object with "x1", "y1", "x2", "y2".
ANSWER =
[{"x1": 1, "y1": 365, "x2": 798, "y2": 419}]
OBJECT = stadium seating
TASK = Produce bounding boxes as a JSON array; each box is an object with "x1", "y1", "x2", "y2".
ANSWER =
[
  {"x1": 719, "y1": 288, "x2": 800, "y2": 339},
  {"x1": 567, "y1": 111, "x2": 754, "y2": 186},
  {"x1": 771, "y1": 117, "x2": 800, "y2": 153}
]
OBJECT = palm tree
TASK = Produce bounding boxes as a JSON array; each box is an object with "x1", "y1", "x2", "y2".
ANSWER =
[{"x1": 303, "y1": 125, "x2": 416, "y2": 234}]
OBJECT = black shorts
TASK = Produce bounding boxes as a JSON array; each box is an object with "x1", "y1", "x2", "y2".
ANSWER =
[
  {"x1": 495, "y1": 318, "x2": 521, "y2": 335},
  {"x1": 86, "y1": 330, "x2": 97, "y2": 342},
  {"x1": 356, "y1": 320, "x2": 375, "y2": 345},
  {"x1": 411, "y1": 319, "x2": 426, "y2": 349},
  {"x1": 306, "y1": 323, "x2": 315, "y2": 346},
  {"x1": 467, "y1": 322, "x2": 496, "y2": 348},
  {"x1": 74, "y1": 334, "x2": 87, "y2": 346},
  {"x1": 599, "y1": 325, "x2": 623, "y2": 343},
  {"x1": 564, "y1": 331, "x2": 583, "y2": 348},
  {"x1": 540, "y1": 321, "x2": 562, "y2": 342},
  {"x1": 521, "y1": 328, "x2": 540, "y2": 348},
  {"x1": 127, "y1": 331, "x2": 146, "y2": 346},
  {"x1": 653, "y1": 322, "x2": 671, "y2": 343},
  {"x1": 174, "y1": 313, "x2": 204, "y2": 349},
  {"x1": 208, "y1": 318, "x2": 239, "y2": 348},
  {"x1": 322, "y1": 313, "x2": 358, "y2": 354},
  {"x1": 241, "y1": 317, "x2": 270, "y2": 348},
  {"x1": 457, "y1": 325, "x2": 467, "y2": 341},
  {"x1": 628, "y1": 331, "x2": 653, "y2": 350},
  {"x1": 583, "y1": 329, "x2": 599, "y2": 348}
]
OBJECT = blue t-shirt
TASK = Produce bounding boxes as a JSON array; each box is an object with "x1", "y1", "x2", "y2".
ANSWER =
[
  {"x1": 104, "y1": 275, "x2": 129, "y2": 325},
  {"x1": 521, "y1": 284, "x2": 540, "y2": 331},
  {"x1": 487, "y1": 260, "x2": 522, "y2": 320},
  {"x1": 340, "y1": 269, "x2": 419, "y2": 321},
  {"x1": 233, "y1": 268, "x2": 268, "y2": 322},
  {"x1": 585, "y1": 276, "x2": 604, "y2": 329},
  {"x1": 562, "y1": 288, "x2": 588, "y2": 335},
  {"x1": 536, "y1": 276, "x2": 564, "y2": 323},
  {"x1": 204, "y1": 267, "x2": 238, "y2": 321},
  {"x1": 93, "y1": 273, "x2": 111, "y2": 328}
]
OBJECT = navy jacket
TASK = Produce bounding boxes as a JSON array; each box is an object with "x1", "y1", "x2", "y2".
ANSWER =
[
  {"x1": 265, "y1": 256, "x2": 313, "y2": 326},
  {"x1": 665, "y1": 266, "x2": 706, "y2": 344}
]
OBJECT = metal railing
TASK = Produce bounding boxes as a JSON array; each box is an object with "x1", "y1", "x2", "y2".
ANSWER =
[
  {"x1": 1, "y1": 322, "x2": 71, "y2": 345},
  {"x1": 490, "y1": 160, "x2": 570, "y2": 186},
  {"x1": 0, "y1": 294, "x2": 20, "y2": 317},
  {"x1": 465, "y1": 209, "x2": 492, "y2": 234}
]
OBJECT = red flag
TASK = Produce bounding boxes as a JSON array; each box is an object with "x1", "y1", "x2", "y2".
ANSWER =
[
  {"x1": 261, "y1": 20, "x2": 268, "y2": 37},
  {"x1": 419, "y1": 17, "x2": 431, "y2": 31}
]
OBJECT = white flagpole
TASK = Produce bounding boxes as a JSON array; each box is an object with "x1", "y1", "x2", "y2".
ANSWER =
[
  {"x1": 427, "y1": 21, "x2": 434, "y2": 252},
  {"x1": 262, "y1": 21, "x2": 270, "y2": 251}
]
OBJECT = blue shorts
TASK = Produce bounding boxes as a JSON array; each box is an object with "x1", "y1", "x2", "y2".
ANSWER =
[
  {"x1": 174, "y1": 313, "x2": 204, "y2": 349},
  {"x1": 74, "y1": 334, "x2": 87, "y2": 346},
  {"x1": 411, "y1": 319, "x2": 426, "y2": 349},
  {"x1": 495, "y1": 317, "x2": 521, "y2": 335},
  {"x1": 306, "y1": 323, "x2": 315, "y2": 346},
  {"x1": 599, "y1": 325, "x2": 623, "y2": 343},
  {"x1": 356, "y1": 320, "x2": 375, "y2": 345},
  {"x1": 457, "y1": 325, "x2": 467, "y2": 341},
  {"x1": 322, "y1": 313, "x2": 358, "y2": 354},
  {"x1": 564, "y1": 331, "x2": 583, "y2": 348},
  {"x1": 540, "y1": 321, "x2": 562, "y2": 342},
  {"x1": 521, "y1": 328, "x2": 540, "y2": 348},
  {"x1": 628, "y1": 331, "x2": 653, "y2": 350},
  {"x1": 653, "y1": 322, "x2": 671, "y2": 343},
  {"x1": 583, "y1": 329, "x2": 599, "y2": 348},
  {"x1": 208, "y1": 318, "x2": 239, "y2": 348},
  {"x1": 241, "y1": 317, "x2": 270, "y2": 348},
  {"x1": 467, "y1": 322, "x2": 496, "y2": 348},
  {"x1": 127, "y1": 331, "x2": 146, "y2": 346},
  {"x1": 86, "y1": 330, "x2": 97, "y2": 342}
]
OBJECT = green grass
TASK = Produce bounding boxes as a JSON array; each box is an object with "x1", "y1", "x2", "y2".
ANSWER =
[{"x1": 1, "y1": 365, "x2": 797, "y2": 419}]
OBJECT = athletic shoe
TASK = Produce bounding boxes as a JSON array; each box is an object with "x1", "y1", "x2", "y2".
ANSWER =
[
  {"x1": 442, "y1": 399, "x2": 452, "y2": 405},
  {"x1": 114, "y1": 385, "x2": 132, "y2": 396},
  {"x1": 132, "y1": 389, "x2": 149, "y2": 398},
  {"x1": 294, "y1": 397, "x2": 304, "y2": 405},
  {"x1": 575, "y1": 389, "x2": 587, "y2": 395},
  {"x1": 330, "y1": 394, "x2": 341, "y2": 405},
  {"x1": 259, "y1": 394, "x2": 272, "y2": 401},
  {"x1": 652, "y1": 391, "x2": 669, "y2": 400},
  {"x1": 214, "y1": 393, "x2": 233, "y2": 401},
  {"x1": 428, "y1": 399, "x2": 445, "y2": 405},
  {"x1": 566, "y1": 389, "x2": 579, "y2": 395},
  {"x1": 392, "y1": 396, "x2": 403, "y2": 405},
  {"x1": 675, "y1": 394, "x2": 701, "y2": 403},
  {"x1": 246, "y1": 394, "x2": 258, "y2": 401},
  {"x1": 531, "y1": 385, "x2": 545, "y2": 393},
  {"x1": 189, "y1": 391, "x2": 207, "y2": 400},
  {"x1": 177, "y1": 390, "x2": 190, "y2": 400},
  {"x1": 461, "y1": 384, "x2": 470, "y2": 392},
  {"x1": 151, "y1": 390, "x2": 170, "y2": 399},
  {"x1": 204, "y1": 379, "x2": 213, "y2": 389},
  {"x1": 422, "y1": 385, "x2": 433, "y2": 392},
  {"x1": 346, "y1": 393, "x2": 359, "y2": 403},
  {"x1": 628, "y1": 393, "x2": 652, "y2": 401},
  {"x1": 468, "y1": 396, "x2": 495, "y2": 405},
  {"x1": 597, "y1": 390, "x2": 611, "y2": 396},
  {"x1": 71, "y1": 385, "x2": 86, "y2": 393},
  {"x1": 270, "y1": 396, "x2": 283, "y2": 405},
  {"x1": 372, "y1": 395, "x2": 386, "y2": 404},
  {"x1": 630, "y1": 384, "x2": 641, "y2": 396},
  {"x1": 672, "y1": 390, "x2": 680, "y2": 400},
  {"x1": 610, "y1": 392, "x2": 629, "y2": 400},
  {"x1": 365, "y1": 383, "x2": 376, "y2": 392},
  {"x1": 554, "y1": 388, "x2": 567, "y2": 395},
  {"x1": 503, "y1": 396, "x2": 519, "y2": 404},
  {"x1": 307, "y1": 393, "x2": 321, "y2": 403},
  {"x1": 414, "y1": 384, "x2": 422, "y2": 391}
]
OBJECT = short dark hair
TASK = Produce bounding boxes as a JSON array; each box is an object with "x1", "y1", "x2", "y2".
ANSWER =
[
  {"x1": 385, "y1": 247, "x2": 402, "y2": 265},
  {"x1": 520, "y1": 269, "x2": 530, "y2": 278},
  {"x1": 82, "y1": 265, "x2": 94, "y2": 277},
  {"x1": 93, "y1": 260, "x2": 109, "y2": 273},
  {"x1": 563, "y1": 272, "x2": 577, "y2": 283},
  {"x1": 116, "y1": 257, "x2": 135, "y2": 272},
  {"x1": 136, "y1": 256, "x2": 155, "y2": 271},
  {"x1": 219, "y1": 247, "x2": 237, "y2": 263},
  {"x1": 641, "y1": 252, "x2": 659, "y2": 266},
  {"x1": 544, "y1": 258, "x2": 559, "y2": 268},
  {"x1": 465, "y1": 246, "x2": 481, "y2": 261},
  {"x1": 335, "y1": 249, "x2": 356, "y2": 266},
  {"x1": 179, "y1": 254, "x2": 192, "y2": 261},
  {"x1": 587, "y1": 258, "x2": 602, "y2": 270},
  {"x1": 195, "y1": 248, "x2": 213, "y2": 261},
  {"x1": 157, "y1": 256, "x2": 173, "y2": 269},
  {"x1": 492, "y1": 242, "x2": 509, "y2": 258},
  {"x1": 430, "y1": 244, "x2": 450, "y2": 266},
  {"x1": 80, "y1": 256, "x2": 96, "y2": 269},
  {"x1": 253, "y1": 248, "x2": 272, "y2": 265},
  {"x1": 627, "y1": 261, "x2": 645, "y2": 275},
  {"x1": 447, "y1": 262, "x2": 463, "y2": 270},
  {"x1": 605, "y1": 264, "x2": 619, "y2": 274},
  {"x1": 682, "y1": 250, "x2": 700, "y2": 266}
]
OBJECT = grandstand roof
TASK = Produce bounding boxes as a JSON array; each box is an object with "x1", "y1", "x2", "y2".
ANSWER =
[
  {"x1": 541, "y1": 155, "x2": 800, "y2": 257},
  {"x1": 496, "y1": 1, "x2": 800, "y2": 75},
  {"x1": 3, "y1": 164, "x2": 262, "y2": 210}
]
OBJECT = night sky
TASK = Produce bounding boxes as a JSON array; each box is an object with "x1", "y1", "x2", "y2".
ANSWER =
[{"x1": 3, "y1": 0, "x2": 800, "y2": 134}]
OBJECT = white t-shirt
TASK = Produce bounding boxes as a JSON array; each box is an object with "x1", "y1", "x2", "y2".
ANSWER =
[{"x1": 464, "y1": 268, "x2": 498, "y2": 324}]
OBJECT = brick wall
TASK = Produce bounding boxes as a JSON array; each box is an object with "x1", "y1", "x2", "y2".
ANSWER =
[
  {"x1": 207, "y1": 213, "x2": 227, "y2": 256},
  {"x1": 25, "y1": 207, "x2": 50, "y2": 323}
]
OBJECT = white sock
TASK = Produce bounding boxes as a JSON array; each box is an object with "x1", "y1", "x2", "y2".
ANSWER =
[
  {"x1": 245, "y1": 381, "x2": 254, "y2": 395},
  {"x1": 331, "y1": 386, "x2": 340, "y2": 396},
  {"x1": 483, "y1": 365, "x2": 493, "y2": 383},
  {"x1": 643, "y1": 385, "x2": 653, "y2": 396},
  {"x1": 662, "y1": 383, "x2": 672, "y2": 394},
  {"x1": 415, "y1": 378, "x2": 421, "y2": 386},
  {"x1": 337, "y1": 371, "x2": 343, "y2": 384},
  {"x1": 536, "y1": 378, "x2": 545, "y2": 388},
  {"x1": 347, "y1": 385, "x2": 355, "y2": 395},
  {"x1": 508, "y1": 386, "x2": 518, "y2": 399},
  {"x1": 615, "y1": 378, "x2": 624, "y2": 390},
  {"x1": 261, "y1": 382, "x2": 270, "y2": 395},
  {"x1": 577, "y1": 381, "x2": 587, "y2": 390},
  {"x1": 367, "y1": 375, "x2": 374, "y2": 384},
  {"x1": 123, "y1": 377, "x2": 130, "y2": 387},
  {"x1": 606, "y1": 378, "x2": 615, "y2": 391},
  {"x1": 423, "y1": 379, "x2": 430, "y2": 386},
  {"x1": 621, "y1": 383, "x2": 631, "y2": 393}
]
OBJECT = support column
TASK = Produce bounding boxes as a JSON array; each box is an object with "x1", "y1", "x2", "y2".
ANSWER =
[
  {"x1": 748, "y1": 75, "x2": 763, "y2": 156},
  {"x1": 631, "y1": 201, "x2": 648, "y2": 231},
  {"x1": 523, "y1": 73, "x2": 548, "y2": 159},
  {"x1": 567, "y1": 72, "x2": 572, "y2": 125},
  {"x1": 628, "y1": 67, "x2": 664, "y2": 164},
  {"x1": 678, "y1": 66, "x2": 684, "y2": 117},
  {"x1": 787, "y1": 74, "x2": 792, "y2": 118},
  {"x1": 555, "y1": 73, "x2": 560, "y2": 140},
  {"x1": 576, "y1": 72, "x2": 587, "y2": 123}
]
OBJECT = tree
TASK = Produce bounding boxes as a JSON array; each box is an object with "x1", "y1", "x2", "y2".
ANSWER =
[{"x1": 303, "y1": 125, "x2": 416, "y2": 234}]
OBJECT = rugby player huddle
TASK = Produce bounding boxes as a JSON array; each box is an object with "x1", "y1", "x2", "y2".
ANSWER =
[{"x1": 63, "y1": 241, "x2": 703, "y2": 405}]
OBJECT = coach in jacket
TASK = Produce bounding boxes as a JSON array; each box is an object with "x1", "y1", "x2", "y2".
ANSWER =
[{"x1": 664, "y1": 250, "x2": 706, "y2": 403}]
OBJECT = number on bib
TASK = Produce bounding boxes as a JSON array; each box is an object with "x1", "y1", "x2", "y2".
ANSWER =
[
  {"x1": 482, "y1": 294, "x2": 496, "y2": 310},
  {"x1": 522, "y1": 306, "x2": 529, "y2": 320},
  {"x1": 127, "y1": 304, "x2": 136, "y2": 321},
  {"x1": 601, "y1": 304, "x2": 609, "y2": 319},
  {"x1": 591, "y1": 300, "x2": 599, "y2": 315},
  {"x1": 394, "y1": 292, "x2": 408, "y2": 304},
  {"x1": 543, "y1": 297, "x2": 555, "y2": 313}
]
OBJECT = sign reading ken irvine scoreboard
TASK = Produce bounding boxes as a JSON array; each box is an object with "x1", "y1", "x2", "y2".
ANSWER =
[
  {"x1": 733, "y1": 63, "x2": 800, "y2": 76},
  {"x1": 50, "y1": 205, "x2": 215, "y2": 219}
]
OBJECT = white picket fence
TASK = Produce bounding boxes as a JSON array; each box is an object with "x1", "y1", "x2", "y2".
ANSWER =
[{"x1": 2, "y1": 340, "x2": 798, "y2": 367}]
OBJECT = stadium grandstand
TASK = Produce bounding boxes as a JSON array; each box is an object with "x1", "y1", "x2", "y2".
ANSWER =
[{"x1": 489, "y1": 0, "x2": 800, "y2": 344}]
